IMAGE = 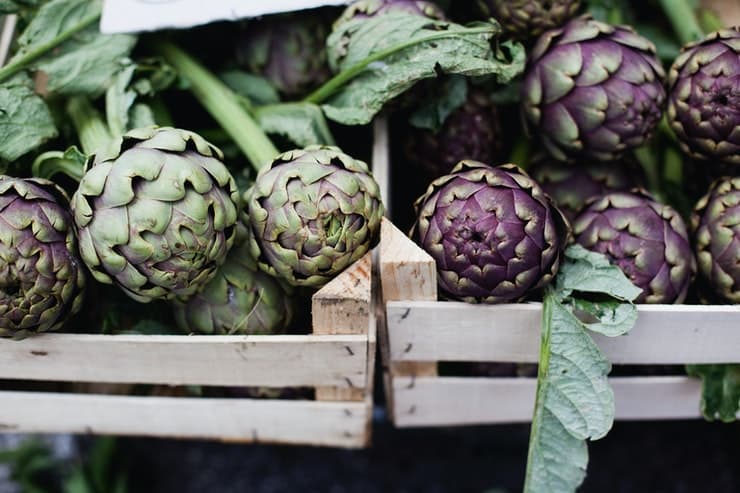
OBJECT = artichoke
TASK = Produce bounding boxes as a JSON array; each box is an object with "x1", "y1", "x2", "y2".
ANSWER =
[
  {"x1": 71, "y1": 127, "x2": 240, "y2": 303},
  {"x1": 0, "y1": 177, "x2": 85, "y2": 338},
  {"x1": 405, "y1": 89, "x2": 503, "y2": 178},
  {"x1": 692, "y1": 177, "x2": 740, "y2": 302},
  {"x1": 528, "y1": 156, "x2": 641, "y2": 222},
  {"x1": 667, "y1": 28, "x2": 740, "y2": 166},
  {"x1": 414, "y1": 161, "x2": 568, "y2": 303},
  {"x1": 522, "y1": 16, "x2": 666, "y2": 162},
  {"x1": 335, "y1": 0, "x2": 446, "y2": 27},
  {"x1": 173, "y1": 217, "x2": 294, "y2": 335},
  {"x1": 573, "y1": 191, "x2": 695, "y2": 304},
  {"x1": 246, "y1": 146, "x2": 383, "y2": 288},
  {"x1": 235, "y1": 11, "x2": 332, "y2": 97},
  {"x1": 477, "y1": 0, "x2": 581, "y2": 39}
]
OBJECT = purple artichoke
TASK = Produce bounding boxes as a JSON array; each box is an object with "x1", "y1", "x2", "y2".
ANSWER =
[
  {"x1": 522, "y1": 16, "x2": 666, "y2": 162},
  {"x1": 0, "y1": 177, "x2": 86, "y2": 338},
  {"x1": 414, "y1": 161, "x2": 568, "y2": 303},
  {"x1": 692, "y1": 177, "x2": 740, "y2": 302},
  {"x1": 235, "y1": 11, "x2": 332, "y2": 97},
  {"x1": 335, "y1": 0, "x2": 446, "y2": 27},
  {"x1": 667, "y1": 28, "x2": 740, "y2": 166},
  {"x1": 478, "y1": 0, "x2": 581, "y2": 39},
  {"x1": 573, "y1": 192, "x2": 695, "y2": 303},
  {"x1": 528, "y1": 156, "x2": 641, "y2": 222},
  {"x1": 404, "y1": 89, "x2": 503, "y2": 178}
]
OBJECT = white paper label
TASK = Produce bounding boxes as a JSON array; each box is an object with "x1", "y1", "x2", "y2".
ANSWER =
[{"x1": 101, "y1": 0, "x2": 349, "y2": 34}]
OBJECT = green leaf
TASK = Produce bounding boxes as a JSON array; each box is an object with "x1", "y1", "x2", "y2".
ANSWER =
[
  {"x1": 0, "y1": 74, "x2": 57, "y2": 161},
  {"x1": 64, "y1": 468, "x2": 93, "y2": 493},
  {"x1": 255, "y1": 102, "x2": 336, "y2": 147},
  {"x1": 557, "y1": 245, "x2": 643, "y2": 302},
  {"x1": 322, "y1": 14, "x2": 525, "y2": 125},
  {"x1": 220, "y1": 70, "x2": 281, "y2": 106},
  {"x1": 686, "y1": 364, "x2": 740, "y2": 422},
  {"x1": 12, "y1": 0, "x2": 136, "y2": 96},
  {"x1": 0, "y1": 0, "x2": 42, "y2": 15},
  {"x1": 571, "y1": 298, "x2": 637, "y2": 337},
  {"x1": 408, "y1": 75, "x2": 468, "y2": 131}
]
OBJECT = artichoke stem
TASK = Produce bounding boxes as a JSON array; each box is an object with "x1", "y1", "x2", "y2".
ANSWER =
[
  {"x1": 67, "y1": 96, "x2": 114, "y2": 157},
  {"x1": 663, "y1": 146, "x2": 683, "y2": 185},
  {"x1": 155, "y1": 41, "x2": 279, "y2": 171},
  {"x1": 658, "y1": 0, "x2": 706, "y2": 44}
]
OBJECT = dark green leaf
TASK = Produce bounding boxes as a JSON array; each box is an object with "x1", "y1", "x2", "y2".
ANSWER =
[
  {"x1": 0, "y1": 0, "x2": 41, "y2": 14},
  {"x1": 408, "y1": 75, "x2": 468, "y2": 131},
  {"x1": 0, "y1": 74, "x2": 57, "y2": 161},
  {"x1": 255, "y1": 102, "x2": 336, "y2": 147},
  {"x1": 686, "y1": 364, "x2": 740, "y2": 422},
  {"x1": 220, "y1": 70, "x2": 280, "y2": 106},
  {"x1": 323, "y1": 14, "x2": 525, "y2": 125}
]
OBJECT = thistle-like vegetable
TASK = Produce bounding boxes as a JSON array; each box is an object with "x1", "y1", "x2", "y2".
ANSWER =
[
  {"x1": 335, "y1": 0, "x2": 446, "y2": 27},
  {"x1": 405, "y1": 89, "x2": 503, "y2": 178},
  {"x1": 667, "y1": 28, "x2": 740, "y2": 166},
  {"x1": 573, "y1": 192, "x2": 695, "y2": 303},
  {"x1": 246, "y1": 146, "x2": 383, "y2": 288},
  {"x1": 528, "y1": 156, "x2": 640, "y2": 222},
  {"x1": 71, "y1": 127, "x2": 240, "y2": 303},
  {"x1": 235, "y1": 11, "x2": 333, "y2": 97},
  {"x1": 692, "y1": 177, "x2": 740, "y2": 302},
  {"x1": 414, "y1": 161, "x2": 568, "y2": 303},
  {"x1": 0, "y1": 177, "x2": 85, "y2": 338},
  {"x1": 477, "y1": 0, "x2": 581, "y2": 39},
  {"x1": 522, "y1": 16, "x2": 666, "y2": 162},
  {"x1": 173, "y1": 217, "x2": 293, "y2": 334}
]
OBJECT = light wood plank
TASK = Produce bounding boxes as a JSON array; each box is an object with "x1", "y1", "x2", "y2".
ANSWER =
[
  {"x1": 0, "y1": 334, "x2": 367, "y2": 387},
  {"x1": 312, "y1": 252, "x2": 372, "y2": 336},
  {"x1": 0, "y1": 15, "x2": 16, "y2": 66},
  {"x1": 387, "y1": 301, "x2": 740, "y2": 364},
  {"x1": 391, "y1": 376, "x2": 712, "y2": 427},
  {"x1": 0, "y1": 391, "x2": 368, "y2": 448}
]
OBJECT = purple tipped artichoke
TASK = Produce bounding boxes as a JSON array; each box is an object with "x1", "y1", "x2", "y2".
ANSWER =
[
  {"x1": 692, "y1": 177, "x2": 740, "y2": 302},
  {"x1": 478, "y1": 0, "x2": 581, "y2": 39},
  {"x1": 335, "y1": 0, "x2": 446, "y2": 27},
  {"x1": 246, "y1": 146, "x2": 383, "y2": 288},
  {"x1": 405, "y1": 89, "x2": 503, "y2": 178},
  {"x1": 71, "y1": 127, "x2": 240, "y2": 303},
  {"x1": 573, "y1": 192, "x2": 695, "y2": 303},
  {"x1": 522, "y1": 16, "x2": 666, "y2": 162},
  {"x1": 667, "y1": 28, "x2": 740, "y2": 166},
  {"x1": 235, "y1": 11, "x2": 332, "y2": 97},
  {"x1": 528, "y1": 156, "x2": 641, "y2": 222},
  {"x1": 173, "y1": 218, "x2": 293, "y2": 335},
  {"x1": 414, "y1": 161, "x2": 568, "y2": 303},
  {"x1": 0, "y1": 177, "x2": 85, "y2": 338}
]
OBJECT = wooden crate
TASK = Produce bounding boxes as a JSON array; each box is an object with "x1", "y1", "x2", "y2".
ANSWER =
[{"x1": 0, "y1": 252, "x2": 377, "y2": 448}]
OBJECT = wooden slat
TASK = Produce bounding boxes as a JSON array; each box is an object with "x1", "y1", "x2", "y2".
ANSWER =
[
  {"x1": 371, "y1": 116, "x2": 391, "y2": 216},
  {"x1": 386, "y1": 301, "x2": 740, "y2": 364},
  {"x1": 0, "y1": 334, "x2": 367, "y2": 387},
  {"x1": 0, "y1": 391, "x2": 368, "y2": 448},
  {"x1": 391, "y1": 376, "x2": 711, "y2": 427}
]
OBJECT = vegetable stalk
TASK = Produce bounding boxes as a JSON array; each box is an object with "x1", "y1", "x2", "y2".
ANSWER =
[{"x1": 658, "y1": 0, "x2": 705, "y2": 44}]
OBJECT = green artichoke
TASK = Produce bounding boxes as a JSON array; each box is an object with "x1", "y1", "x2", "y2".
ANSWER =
[
  {"x1": 522, "y1": 16, "x2": 666, "y2": 162},
  {"x1": 414, "y1": 161, "x2": 568, "y2": 303},
  {"x1": 0, "y1": 177, "x2": 85, "y2": 338},
  {"x1": 692, "y1": 177, "x2": 740, "y2": 302},
  {"x1": 573, "y1": 191, "x2": 695, "y2": 303},
  {"x1": 172, "y1": 217, "x2": 293, "y2": 335},
  {"x1": 71, "y1": 127, "x2": 240, "y2": 303},
  {"x1": 667, "y1": 28, "x2": 740, "y2": 166},
  {"x1": 477, "y1": 0, "x2": 581, "y2": 39},
  {"x1": 246, "y1": 146, "x2": 383, "y2": 288}
]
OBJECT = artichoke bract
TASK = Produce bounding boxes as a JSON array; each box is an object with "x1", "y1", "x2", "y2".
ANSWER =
[
  {"x1": 173, "y1": 218, "x2": 293, "y2": 335},
  {"x1": 235, "y1": 11, "x2": 332, "y2": 97},
  {"x1": 414, "y1": 161, "x2": 568, "y2": 303},
  {"x1": 522, "y1": 16, "x2": 666, "y2": 162},
  {"x1": 478, "y1": 0, "x2": 581, "y2": 39},
  {"x1": 667, "y1": 28, "x2": 740, "y2": 166},
  {"x1": 405, "y1": 90, "x2": 503, "y2": 178},
  {"x1": 0, "y1": 177, "x2": 85, "y2": 338},
  {"x1": 335, "y1": 0, "x2": 446, "y2": 27},
  {"x1": 692, "y1": 177, "x2": 740, "y2": 302},
  {"x1": 71, "y1": 127, "x2": 240, "y2": 303},
  {"x1": 573, "y1": 192, "x2": 695, "y2": 304},
  {"x1": 529, "y1": 157, "x2": 640, "y2": 222},
  {"x1": 246, "y1": 145, "x2": 383, "y2": 288}
]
